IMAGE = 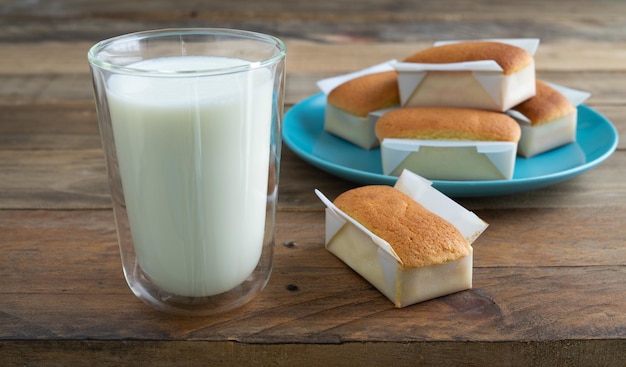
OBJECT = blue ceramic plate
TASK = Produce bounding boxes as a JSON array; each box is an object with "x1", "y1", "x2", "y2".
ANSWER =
[{"x1": 283, "y1": 93, "x2": 618, "y2": 197}]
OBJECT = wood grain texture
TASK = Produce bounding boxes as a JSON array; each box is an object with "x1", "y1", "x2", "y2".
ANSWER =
[
  {"x1": 2, "y1": 0, "x2": 626, "y2": 44},
  {"x1": 1, "y1": 144, "x2": 624, "y2": 211},
  {"x1": 1, "y1": 0, "x2": 625, "y2": 365},
  {"x1": 1, "y1": 210, "x2": 624, "y2": 343},
  {"x1": 2, "y1": 41, "x2": 626, "y2": 103},
  {"x1": 1, "y1": 339, "x2": 624, "y2": 367}
]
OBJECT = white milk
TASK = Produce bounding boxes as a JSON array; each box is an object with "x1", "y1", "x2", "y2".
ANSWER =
[{"x1": 106, "y1": 56, "x2": 273, "y2": 297}]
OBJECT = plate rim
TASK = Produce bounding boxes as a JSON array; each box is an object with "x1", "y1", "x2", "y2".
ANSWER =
[{"x1": 283, "y1": 93, "x2": 619, "y2": 196}]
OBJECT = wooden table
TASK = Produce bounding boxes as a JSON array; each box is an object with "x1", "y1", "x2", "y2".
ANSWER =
[{"x1": 1, "y1": 1, "x2": 625, "y2": 365}]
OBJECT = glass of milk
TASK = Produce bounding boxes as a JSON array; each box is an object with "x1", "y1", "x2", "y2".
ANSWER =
[{"x1": 88, "y1": 29, "x2": 286, "y2": 316}]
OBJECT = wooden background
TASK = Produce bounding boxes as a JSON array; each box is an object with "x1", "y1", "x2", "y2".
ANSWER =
[{"x1": 1, "y1": 0, "x2": 625, "y2": 365}]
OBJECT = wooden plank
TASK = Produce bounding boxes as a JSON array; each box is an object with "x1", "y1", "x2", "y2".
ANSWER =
[
  {"x1": 0, "y1": 209, "x2": 625, "y2": 344},
  {"x1": 0, "y1": 70, "x2": 623, "y2": 110},
  {"x1": 0, "y1": 145, "x2": 624, "y2": 210},
  {"x1": 4, "y1": 40, "x2": 626, "y2": 76},
  {"x1": 2, "y1": 0, "x2": 626, "y2": 46},
  {"x1": 0, "y1": 0, "x2": 623, "y2": 18},
  {"x1": 1, "y1": 339, "x2": 624, "y2": 367},
  {"x1": 5, "y1": 0, "x2": 626, "y2": 18},
  {"x1": 0, "y1": 71, "x2": 623, "y2": 127},
  {"x1": 2, "y1": 204, "x2": 625, "y2": 280},
  {"x1": 0, "y1": 149, "x2": 110, "y2": 209},
  {"x1": 286, "y1": 150, "x2": 626, "y2": 210},
  {"x1": 0, "y1": 104, "x2": 101, "y2": 150},
  {"x1": 2, "y1": 42, "x2": 626, "y2": 107}
]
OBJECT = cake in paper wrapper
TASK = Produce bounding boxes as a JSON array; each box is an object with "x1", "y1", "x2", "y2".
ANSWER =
[
  {"x1": 317, "y1": 62, "x2": 400, "y2": 149},
  {"x1": 508, "y1": 80, "x2": 591, "y2": 158},
  {"x1": 394, "y1": 39, "x2": 539, "y2": 112},
  {"x1": 315, "y1": 170, "x2": 488, "y2": 308},
  {"x1": 376, "y1": 107, "x2": 521, "y2": 180}
]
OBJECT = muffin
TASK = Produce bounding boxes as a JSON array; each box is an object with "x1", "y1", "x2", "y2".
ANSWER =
[
  {"x1": 316, "y1": 170, "x2": 488, "y2": 307},
  {"x1": 324, "y1": 71, "x2": 400, "y2": 149},
  {"x1": 395, "y1": 41, "x2": 536, "y2": 111},
  {"x1": 376, "y1": 107, "x2": 521, "y2": 180},
  {"x1": 509, "y1": 80, "x2": 580, "y2": 157}
]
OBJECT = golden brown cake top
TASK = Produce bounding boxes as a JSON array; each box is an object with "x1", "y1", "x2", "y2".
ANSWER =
[
  {"x1": 333, "y1": 185, "x2": 470, "y2": 268},
  {"x1": 327, "y1": 71, "x2": 400, "y2": 117},
  {"x1": 403, "y1": 41, "x2": 533, "y2": 75},
  {"x1": 375, "y1": 107, "x2": 521, "y2": 142},
  {"x1": 512, "y1": 80, "x2": 576, "y2": 126}
]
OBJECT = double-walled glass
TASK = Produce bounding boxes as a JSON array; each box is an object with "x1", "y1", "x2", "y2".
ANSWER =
[{"x1": 88, "y1": 29, "x2": 286, "y2": 316}]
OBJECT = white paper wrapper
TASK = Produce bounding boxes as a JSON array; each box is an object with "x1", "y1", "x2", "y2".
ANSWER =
[
  {"x1": 315, "y1": 170, "x2": 488, "y2": 308},
  {"x1": 316, "y1": 60, "x2": 398, "y2": 94},
  {"x1": 380, "y1": 139, "x2": 517, "y2": 180},
  {"x1": 507, "y1": 82, "x2": 591, "y2": 157},
  {"x1": 317, "y1": 61, "x2": 399, "y2": 149},
  {"x1": 394, "y1": 38, "x2": 539, "y2": 112},
  {"x1": 324, "y1": 104, "x2": 396, "y2": 149}
]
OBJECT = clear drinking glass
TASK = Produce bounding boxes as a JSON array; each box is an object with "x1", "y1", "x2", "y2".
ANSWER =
[{"x1": 88, "y1": 28, "x2": 286, "y2": 316}]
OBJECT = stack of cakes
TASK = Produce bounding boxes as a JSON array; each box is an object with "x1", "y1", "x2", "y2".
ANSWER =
[
  {"x1": 320, "y1": 39, "x2": 589, "y2": 180},
  {"x1": 315, "y1": 40, "x2": 589, "y2": 307}
]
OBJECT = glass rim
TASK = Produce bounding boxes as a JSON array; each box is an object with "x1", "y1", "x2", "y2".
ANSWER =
[{"x1": 87, "y1": 28, "x2": 287, "y2": 77}]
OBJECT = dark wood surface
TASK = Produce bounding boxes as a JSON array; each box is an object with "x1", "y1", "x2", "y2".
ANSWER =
[{"x1": 1, "y1": 0, "x2": 625, "y2": 365}]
